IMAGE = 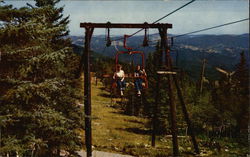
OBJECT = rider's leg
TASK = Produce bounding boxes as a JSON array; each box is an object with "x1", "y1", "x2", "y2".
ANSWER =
[
  {"x1": 117, "y1": 80, "x2": 123, "y2": 95},
  {"x1": 134, "y1": 79, "x2": 141, "y2": 95},
  {"x1": 121, "y1": 80, "x2": 126, "y2": 90},
  {"x1": 138, "y1": 79, "x2": 143, "y2": 91}
]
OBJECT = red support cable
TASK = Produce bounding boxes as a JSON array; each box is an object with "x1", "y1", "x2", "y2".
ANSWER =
[
  {"x1": 123, "y1": 35, "x2": 133, "y2": 51},
  {"x1": 115, "y1": 51, "x2": 145, "y2": 69}
]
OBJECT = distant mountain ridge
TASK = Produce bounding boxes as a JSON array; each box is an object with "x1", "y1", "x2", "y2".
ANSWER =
[
  {"x1": 175, "y1": 34, "x2": 249, "y2": 49},
  {"x1": 70, "y1": 33, "x2": 249, "y2": 53},
  {"x1": 70, "y1": 33, "x2": 249, "y2": 80}
]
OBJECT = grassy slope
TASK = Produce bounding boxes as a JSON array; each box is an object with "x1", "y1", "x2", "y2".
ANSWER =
[
  {"x1": 82, "y1": 81, "x2": 175, "y2": 157},
  {"x1": 81, "y1": 80, "x2": 248, "y2": 157}
]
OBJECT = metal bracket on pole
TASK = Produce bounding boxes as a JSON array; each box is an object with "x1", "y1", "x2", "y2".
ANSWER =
[{"x1": 157, "y1": 71, "x2": 177, "y2": 75}]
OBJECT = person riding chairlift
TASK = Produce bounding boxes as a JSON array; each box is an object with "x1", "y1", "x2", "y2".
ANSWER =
[
  {"x1": 113, "y1": 64, "x2": 126, "y2": 96},
  {"x1": 134, "y1": 65, "x2": 147, "y2": 96}
]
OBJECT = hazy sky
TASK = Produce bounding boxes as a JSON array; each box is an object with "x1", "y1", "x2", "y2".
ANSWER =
[{"x1": 7, "y1": 0, "x2": 249, "y2": 36}]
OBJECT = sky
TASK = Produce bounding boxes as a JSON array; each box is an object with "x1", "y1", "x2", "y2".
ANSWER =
[{"x1": 6, "y1": 0, "x2": 250, "y2": 36}]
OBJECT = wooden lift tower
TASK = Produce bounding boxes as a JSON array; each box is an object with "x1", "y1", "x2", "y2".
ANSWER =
[{"x1": 78, "y1": 22, "x2": 199, "y2": 157}]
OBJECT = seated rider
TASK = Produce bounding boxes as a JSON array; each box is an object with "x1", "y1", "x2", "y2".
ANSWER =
[
  {"x1": 113, "y1": 64, "x2": 126, "y2": 96},
  {"x1": 134, "y1": 65, "x2": 147, "y2": 96}
]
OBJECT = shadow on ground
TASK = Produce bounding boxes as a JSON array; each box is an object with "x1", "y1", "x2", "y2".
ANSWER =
[
  {"x1": 99, "y1": 87, "x2": 107, "y2": 90},
  {"x1": 98, "y1": 93, "x2": 112, "y2": 98},
  {"x1": 124, "y1": 119, "x2": 145, "y2": 125},
  {"x1": 117, "y1": 127, "x2": 151, "y2": 135}
]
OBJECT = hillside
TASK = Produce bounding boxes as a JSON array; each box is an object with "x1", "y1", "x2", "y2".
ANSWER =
[
  {"x1": 78, "y1": 77, "x2": 248, "y2": 157},
  {"x1": 70, "y1": 34, "x2": 249, "y2": 80},
  {"x1": 70, "y1": 34, "x2": 249, "y2": 56}
]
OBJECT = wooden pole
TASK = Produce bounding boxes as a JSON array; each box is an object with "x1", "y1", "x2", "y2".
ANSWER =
[
  {"x1": 172, "y1": 75, "x2": 200, "y2": 154},
  {"x1": 199, "y1": 59, "x2": 206, "y2": 94},
  {"x1": 84, "y1": 27, "x2": 94, "y2": 157},
  {"x1": 158, "y1": 28, "x2": 164, "y2": 65},
  {"x1": 152, "y1": 75, "x2": 160, "y2": 147},
  {"x1": 161, "y1": 27, "x2": 179, "y2": 156},
  {"x1": 167, "y1": 75, "x2": 179, "y2": 156},
  {"x1": 80, "y1": 23, "x2": 172, "y2": 29},
  {"x1": 168, "y1": 46, "x2": 200, "y2": 154}
]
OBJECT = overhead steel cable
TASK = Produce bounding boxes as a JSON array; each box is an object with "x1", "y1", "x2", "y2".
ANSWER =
[
  {"x1": 173, "y1": 18, "x2": 249, "y2": 38},
  {"x1": 112, "y1": 0, "x2": 196, "y2": 41},
  {"x1": 152, "y1": 0, "x2": 196, "y2": 24},
  {"x1": 147, "y1": 18, "x2": 249, "y2": 44}
]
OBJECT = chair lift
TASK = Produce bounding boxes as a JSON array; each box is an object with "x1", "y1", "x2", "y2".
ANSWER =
[{"x1": 112, "y1": 34, "x2": 148, "y2": 92}]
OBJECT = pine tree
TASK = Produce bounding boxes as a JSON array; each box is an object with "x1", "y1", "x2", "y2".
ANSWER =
[
  {"x1": 232, "y1": 51, "x2": 249, "y2": 133},
  {"x1": 33, "y1": 0, "x2": 70, "y2": 48},
  {"x1": 234, "y1": 51, "x2": 249, "y2": 94},
  {"x1": 209, "y1": 51, "x2": 249, "y2": 137},
  {"x1": 144, "y1": 42, "x2": 170, "y2": 134},
  {"x1": 0, "y1": 1, "x2": 82, "y2": 156}
]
